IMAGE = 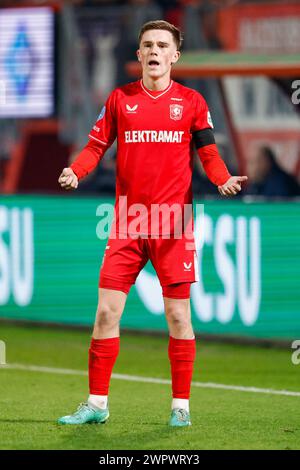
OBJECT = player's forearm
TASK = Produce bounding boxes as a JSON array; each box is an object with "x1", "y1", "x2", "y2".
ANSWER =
[
  {"x1": 197, "y1": 144, "x2": 231, "y2": 186},
  {"x1": 70, "y1": 140, "x2": 106, "y2": 180}
]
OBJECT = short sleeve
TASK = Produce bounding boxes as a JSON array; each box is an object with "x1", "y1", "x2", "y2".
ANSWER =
[
  {"x1": 191, "y1": 91, "x2": 214, "y2": 132},
  {"x1": 88, "y1": 90, "x2": 117, "y2": 147}
]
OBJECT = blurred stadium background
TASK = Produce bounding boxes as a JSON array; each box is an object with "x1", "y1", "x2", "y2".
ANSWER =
[{"x1": 0, "y1": 0, "x2": 300, "y2": 450}]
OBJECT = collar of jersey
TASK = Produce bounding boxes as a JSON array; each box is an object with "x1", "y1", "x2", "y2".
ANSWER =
[{"x1": 140, "y1": 79, "x2": 173, "y2": 100}]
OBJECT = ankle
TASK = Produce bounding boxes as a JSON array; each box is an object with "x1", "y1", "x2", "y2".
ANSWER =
[
  {"x1": 88, "y1": 394, "x2": 108, "y2": 410},
  {"x1": 172, "y1": 398, "x2": 189, "y2": 412}
]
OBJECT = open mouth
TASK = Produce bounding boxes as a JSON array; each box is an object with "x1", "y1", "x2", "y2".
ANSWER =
[{"x1": 148, "y1": 60, "x2": 160, "y2": 67}]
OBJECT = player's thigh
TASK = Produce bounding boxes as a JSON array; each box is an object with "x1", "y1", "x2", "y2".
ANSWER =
[{"x1": 95, "y1": 287, "x2": 127, "y2": 322}]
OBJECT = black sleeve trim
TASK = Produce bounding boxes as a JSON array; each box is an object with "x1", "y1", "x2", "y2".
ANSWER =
[{"x1": 193, "y1": 128, "x2": 215, "y2": 149}]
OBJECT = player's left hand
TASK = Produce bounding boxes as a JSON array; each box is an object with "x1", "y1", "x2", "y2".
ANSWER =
[{"x1": 218, "y1": 176, "x2": 248, "y2": 197}]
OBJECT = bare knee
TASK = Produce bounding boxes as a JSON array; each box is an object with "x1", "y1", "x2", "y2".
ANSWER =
[
  {"x1": 93, "y1": 288, "x2": 127, "y2": 338},
  {"x1": 95, "y1": 303, "x2": 121, "y2": 330},
  {"x1": 165, "y1": 306, "x2": 191, "y2": 331}
]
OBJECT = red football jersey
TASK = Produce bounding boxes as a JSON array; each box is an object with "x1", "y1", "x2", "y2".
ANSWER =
[{"x1": 71, "y1": 79, "x2": 228, "y2": 235}]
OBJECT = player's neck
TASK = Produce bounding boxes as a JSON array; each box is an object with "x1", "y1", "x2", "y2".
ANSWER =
[{"x1": 142, "y1": 74, "x2": 172, "y2": 91}]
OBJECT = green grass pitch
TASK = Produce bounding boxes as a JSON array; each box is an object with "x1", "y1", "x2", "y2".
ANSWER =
[{"x1": 0, "y1": 324, "x2": 299, "y2": 450}]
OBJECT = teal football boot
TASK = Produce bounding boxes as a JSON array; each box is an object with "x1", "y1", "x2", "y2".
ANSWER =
[
  {"x1": 169, "y1": 408, "x2": 191, "y2": 427},
  {"x1": 58, "y1": 403, "x2": 109, "y2": 425}
]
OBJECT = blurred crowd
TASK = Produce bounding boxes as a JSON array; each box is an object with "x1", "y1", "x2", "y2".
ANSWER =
[{"x1": 245, "y1": 146, "x2": 300, "y2": 198}]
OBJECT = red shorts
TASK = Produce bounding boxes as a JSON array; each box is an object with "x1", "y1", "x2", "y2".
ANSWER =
[{"x1": 99, "y1": 235, "x2": 199, "y2": 297}]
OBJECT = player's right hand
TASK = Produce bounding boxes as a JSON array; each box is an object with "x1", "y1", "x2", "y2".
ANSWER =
[{"x1": 58, "y1": 168, "x2": 78, "y2": 190}]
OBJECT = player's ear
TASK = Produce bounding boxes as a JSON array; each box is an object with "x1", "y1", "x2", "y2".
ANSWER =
[
  {"x1": 136, "y1": 49, "x2": 141, "y2": 62},
  {"x1": 171, "y1": 50, "x2": 180, "y2": 65}
]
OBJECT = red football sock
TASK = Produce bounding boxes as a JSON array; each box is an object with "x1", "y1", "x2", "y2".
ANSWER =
[
  {"x1": 168, "y1": 336, "x2": 196, "y2": 399},
  {"x1": 88, "y1": 337, "x2": 120, "y2": 395}
]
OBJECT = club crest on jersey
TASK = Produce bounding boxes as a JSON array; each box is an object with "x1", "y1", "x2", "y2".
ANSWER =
[{"x1": 170, "y1": 104, "x2": 183, "y2": 121}]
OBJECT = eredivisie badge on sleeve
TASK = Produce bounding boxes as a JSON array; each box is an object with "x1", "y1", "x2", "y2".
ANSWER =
[
  {"x1": 207, "y1": 111, "x2": 213, "y2": 128},
  {"x1": 170, "y1": 104, "x2": 183, "y2": 120},
  {"x1": 97, "y1": 106, "x2": 106, "y2": 120}
]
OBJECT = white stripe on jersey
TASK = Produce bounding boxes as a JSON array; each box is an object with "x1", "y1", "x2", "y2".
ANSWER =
[
  {"x1": 89, "y1": 134, "x2": 109, "y2": 146},
  {"x1": 194, "y1": 251, "x2": 199, "y2": 282},
  {"x1": 140, "y1": 79, "x2": 173, "y2": 100}
]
